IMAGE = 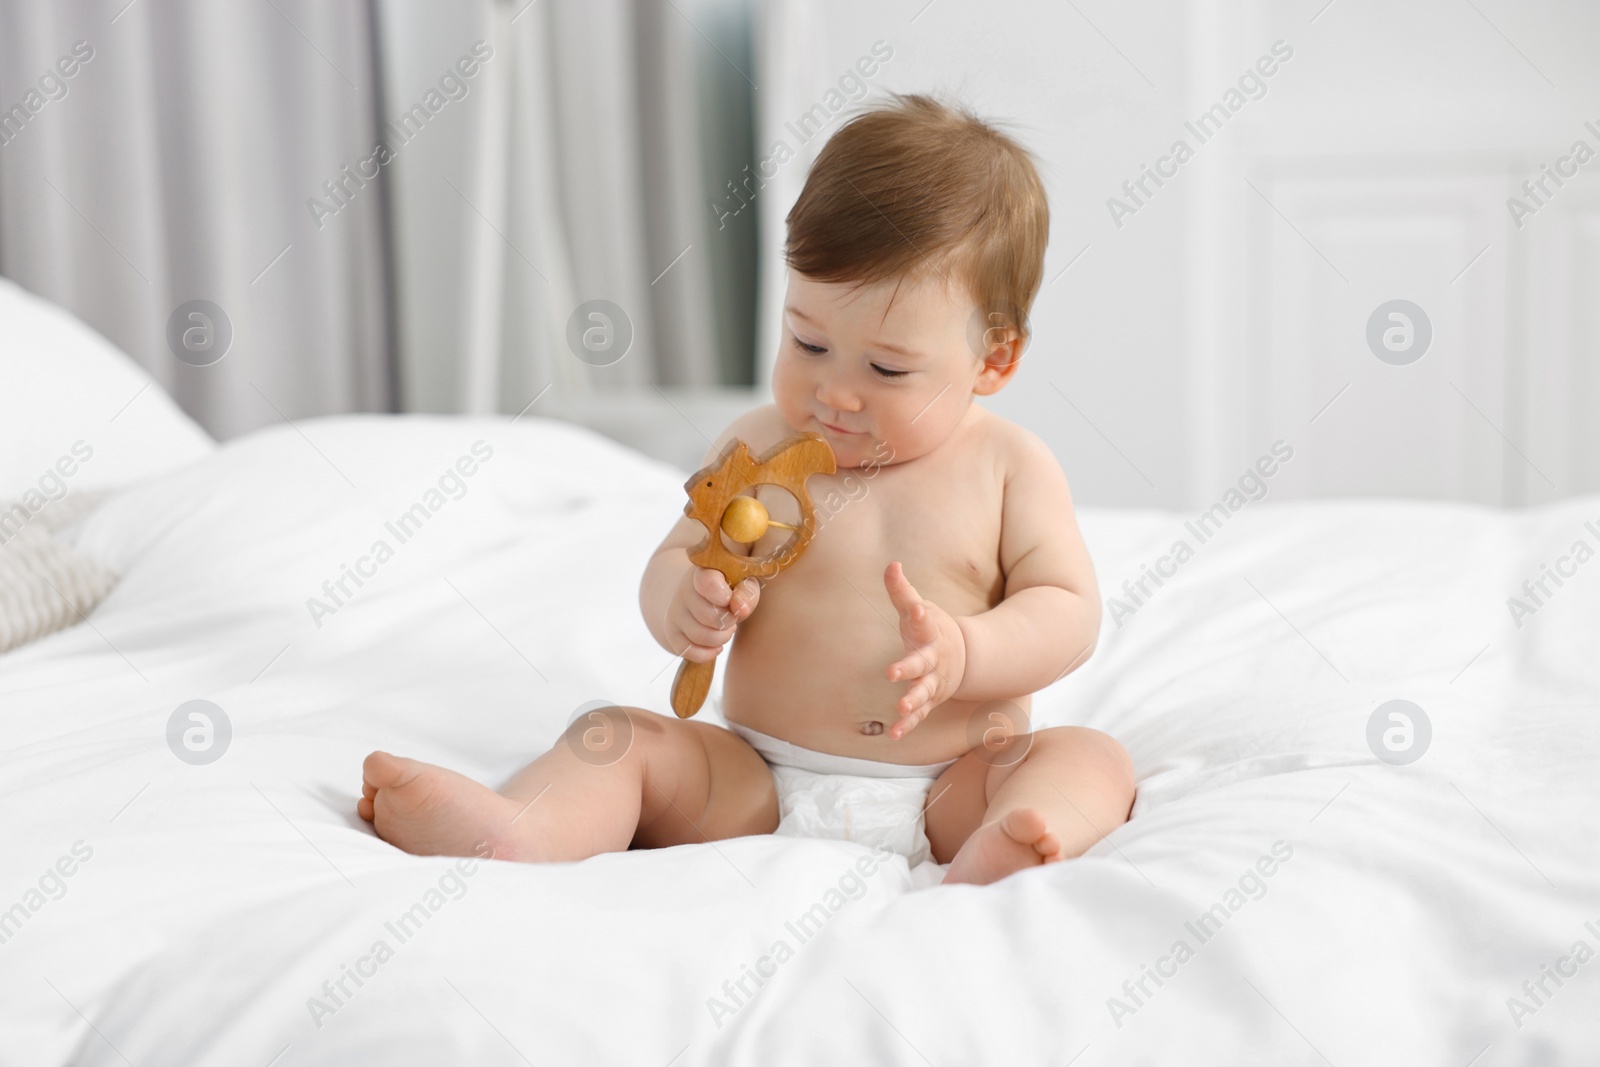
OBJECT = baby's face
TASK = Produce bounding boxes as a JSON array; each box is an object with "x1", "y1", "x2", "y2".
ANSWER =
[{"x1": 773, "y1": 271, "x2": 1020, "y2": 467}]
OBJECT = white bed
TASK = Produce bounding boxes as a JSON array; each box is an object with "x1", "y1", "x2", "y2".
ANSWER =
[{"x1": 2, "y1": 280, "x2": 1597, "y2": 1065}]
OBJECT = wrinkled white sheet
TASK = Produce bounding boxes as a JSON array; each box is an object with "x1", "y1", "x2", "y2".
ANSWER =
[{"x1": 1, "y1": 415, "x2": 1596, "y2": 1066}]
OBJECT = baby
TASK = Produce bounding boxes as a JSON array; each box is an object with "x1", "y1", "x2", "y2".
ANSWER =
[{"x1": 360, "y1": 93, "x2": 1135, "y2": 885}]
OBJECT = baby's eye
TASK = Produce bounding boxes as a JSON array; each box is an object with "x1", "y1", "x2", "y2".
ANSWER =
[
  {"x1": 792, "y1": 337, "x2": 826, "y2": 355},
  {"x1": 870, "y1": 364, "x2": 908, "y2": 380}
]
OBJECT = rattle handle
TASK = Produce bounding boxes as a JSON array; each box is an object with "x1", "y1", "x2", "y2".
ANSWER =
[{"x1": 670, "y1": 657, "x2": 716, "y2": 719}]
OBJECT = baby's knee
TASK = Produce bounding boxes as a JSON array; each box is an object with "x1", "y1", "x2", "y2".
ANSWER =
[
  {"x1": 1037, "y1": 726, "x2": 1135, "y2": 793},
  {"x1": 558, "y1": 704, "x2": 664, "y2": 767}
]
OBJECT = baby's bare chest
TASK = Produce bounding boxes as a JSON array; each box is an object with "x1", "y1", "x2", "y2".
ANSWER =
[{"x1": 749, "y1": 455, "x2": 1007, "y2": 612}]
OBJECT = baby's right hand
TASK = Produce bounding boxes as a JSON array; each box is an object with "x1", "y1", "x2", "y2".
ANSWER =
[{"x1": 670, "y1": 566, "x2": 760, "y2": 662}]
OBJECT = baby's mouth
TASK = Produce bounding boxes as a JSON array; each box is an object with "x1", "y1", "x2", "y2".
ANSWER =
[{"x1": 818, "y1": 419, "x2": 865, "y2": 436}]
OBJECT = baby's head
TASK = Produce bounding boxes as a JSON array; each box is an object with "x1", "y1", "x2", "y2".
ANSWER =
[{"x1": 774, "y1": 93, "x2": 1049, "y2": 467}]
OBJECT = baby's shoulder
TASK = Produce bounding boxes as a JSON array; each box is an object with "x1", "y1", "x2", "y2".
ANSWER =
[
  {"x1": 697, "y1": 404, "x2": 791, "y2": 467},
  {"x1": 972, "y1": 409, "x2": 1060, "y2": 479}
]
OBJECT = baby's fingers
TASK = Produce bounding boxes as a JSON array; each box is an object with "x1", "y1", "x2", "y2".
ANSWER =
[
  {"x1": 679, "y1": 614, "x2": 736, "y2": 647},
  {"x1": 689, "y1": 597, "x2": 737, "y2": 630},
  {"x1": 896, "y1": 676, "x2": 937, "y2": 718},
  {"x1": 693, "y1": 567, "x2": 733, "y2": 607},
  {"x1": 887, "y1": 646, "x2": 935, "y2": 683},
  {"x1": 886, "y1": 564, "x2": 940, "y2": 644},
  {"x1": 884, "y1": 561, "x2": 920, "y2": 612},
  {"x1": 729, "y1": 578, "x2": 760, "y2": 619},
  {"x1": 890, "y1": 701, "x2": 932, "y2": 740},
  {"x1": 679, "y1": 642, "x2": 726, "y2": 664}
]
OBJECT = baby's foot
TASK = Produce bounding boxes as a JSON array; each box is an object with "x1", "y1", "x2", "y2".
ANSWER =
[
  {"x1": 359, "y1": 751, "x2": 536, "y2": 861},
  {"x1": 942, "y1": 807, "x2": 1065, "y2": 886}
]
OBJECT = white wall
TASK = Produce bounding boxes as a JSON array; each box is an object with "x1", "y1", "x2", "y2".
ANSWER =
[{"x1": 754, "y1": 0, "x2": 1600, "y2": 509}]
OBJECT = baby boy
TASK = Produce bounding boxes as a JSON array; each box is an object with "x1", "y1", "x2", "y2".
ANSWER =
[{"x1": 360, "y1": 93, "x2": 1135, "y2": 885}]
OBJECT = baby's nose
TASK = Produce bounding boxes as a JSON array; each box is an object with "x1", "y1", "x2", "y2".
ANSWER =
[{"x1": 816, "y1": 379, "x2": 861, "y2": 412}]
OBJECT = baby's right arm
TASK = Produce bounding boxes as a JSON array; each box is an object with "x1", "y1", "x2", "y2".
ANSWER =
[{"x1": 639, "y1": 414, "x2": 766, "y2": 662}]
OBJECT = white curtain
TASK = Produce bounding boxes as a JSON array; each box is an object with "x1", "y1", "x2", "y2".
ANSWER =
[
  {"x1": 1, "y1": 0, "x2": 757, "y2": 436},
  {"x1": 377, "y1": 0, "x2": 759, "y2": 416},
  {"x1": 752, "y1": 0, "x2": 828, "y2": 388},
  {"x1": 0, "y1": 0, "x2": 394, "y2": 439}
]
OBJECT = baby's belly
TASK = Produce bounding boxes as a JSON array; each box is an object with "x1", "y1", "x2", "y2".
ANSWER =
[{"x1": 719, "y1": 581, "x2": 1031, "y2": 766}]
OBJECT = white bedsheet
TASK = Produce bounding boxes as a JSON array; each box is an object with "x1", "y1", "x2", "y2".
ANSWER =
[{"x1": 1, "y1": 414, "x2": 1596, "y2": 1065}]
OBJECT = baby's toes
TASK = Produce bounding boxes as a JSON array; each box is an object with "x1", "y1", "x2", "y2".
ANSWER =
[
  {"x1": 363, "y1": 750, "x2": 413, "y2": 791},
  {"x1": 999, "y1": 807, "x2": 1049, "y2": 845},
  {"x1": 357, "y1": 794, "x2": 375, "y2": 822}
]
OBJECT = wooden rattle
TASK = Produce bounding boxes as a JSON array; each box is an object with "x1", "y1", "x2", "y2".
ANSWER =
[{"x1": 670, "y1": 432, "x2": 836, "y2": 718}]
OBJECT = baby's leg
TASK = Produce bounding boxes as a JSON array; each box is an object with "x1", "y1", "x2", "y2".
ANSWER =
[
  {"x1": 924, "y1": 726, "x2": 1135, "y2": 886},
  {"x1": 359, "y1": 708, "x2": 778, "y2": 862}
]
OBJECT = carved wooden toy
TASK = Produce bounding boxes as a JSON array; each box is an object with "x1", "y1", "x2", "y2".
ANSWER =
[{"x1": 670, "y1": 433, "x2": 836, "y2": 718}]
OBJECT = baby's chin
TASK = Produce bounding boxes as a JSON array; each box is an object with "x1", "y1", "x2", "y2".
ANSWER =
[
  {"x1": 775, "y1": 413, "x2": 898, "y2": 467},
  {"x1": 825, "y1": 434, "x2": 901, "y2": 470}
]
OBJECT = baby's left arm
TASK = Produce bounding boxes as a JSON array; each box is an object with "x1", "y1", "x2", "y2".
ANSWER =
[
  {"x1": 884, "y1": 431, "x2": 1100, "y2": 736},
  {"x1": 959, "y1": 429, "x2": 1101, "y2": 698}
]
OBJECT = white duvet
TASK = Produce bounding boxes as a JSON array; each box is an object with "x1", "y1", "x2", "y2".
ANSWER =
[{"x1": 1, "y1": 414, "x2": 1596, "y2": 1066}]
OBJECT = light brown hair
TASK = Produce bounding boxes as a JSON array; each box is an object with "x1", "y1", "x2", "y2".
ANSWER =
[{"x1": 783, "y1": 92, "x2": 1050, "y2": 348}]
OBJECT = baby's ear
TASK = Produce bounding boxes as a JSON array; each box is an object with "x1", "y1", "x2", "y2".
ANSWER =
[
  {"x1": 967, "y1": 307, "x2": 1025, "y2": 384},
  {"x1": 972, "y1": 326, "x2": 1026, "y2": 396}
]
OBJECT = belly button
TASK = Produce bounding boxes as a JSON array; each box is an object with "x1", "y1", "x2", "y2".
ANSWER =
[{"x1": 860, "y1": 721, "x2": 884, "y2": 736}]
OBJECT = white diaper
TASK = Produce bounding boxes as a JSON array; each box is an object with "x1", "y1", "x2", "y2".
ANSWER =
[{"x1": 727, "y1": 722, "x2": 957, "y2": 870}]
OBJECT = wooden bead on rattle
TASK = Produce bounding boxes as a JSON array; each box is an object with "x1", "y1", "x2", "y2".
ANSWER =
[{"x1": 720, "y1": 495, "x2": 798, "y2": 545}]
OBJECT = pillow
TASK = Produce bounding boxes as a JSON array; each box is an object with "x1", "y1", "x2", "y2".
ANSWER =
[
  {"x1": 0, "y1": 491, "x2": 117, "y2": 654},
  {"x1": 0, "y1": 275, "x2": 215, "y2": 502}
]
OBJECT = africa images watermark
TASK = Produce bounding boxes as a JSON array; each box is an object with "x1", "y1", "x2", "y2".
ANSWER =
[
  {"x1": 0, "y1": 40, "x2": 95, "y2": 149},
  {"x1": 1504, "y1": 517, "x2": 1600, "y2": 629},
  {"x1": 0, "y1": 840, "x2": 96, "y2": 947},
  {"x1": 1107, "y1": 440, "x2": 1295, "y2": 628},
  {"x1": 705, "y1": 843, "x2": 897, "y2": 1028},
  {"x1": 167, "y1": 700, "x2": 232, "y2": 765},
  {"x1": 0, "y1": 440, "x2": 94, "y2": 547},
  {"x1": 305, "y1": 439, "x2": 496, "y2": 628},
  {"x1": 709, "y1": 40, "x2": 895, "y2": 231},
  {"x1": 1106, "y1": 39, "x2": 1295, "y2": 229},
  {"x1": 1504, "y1": 917, "x2": 1600, "y2": 1030},
  {"x1": 305, "y1": 844, "x2": 495, "y2": 1029},
  {"x1": 1506, "y1": 119, "x2": 1600, "y2": 231},
  {"x1": 307, "y1": 41, "x2": 494, "y2": 229},
  {"x1": 1105, "y1": 839, "x2": 1296, "y2": 1029}
]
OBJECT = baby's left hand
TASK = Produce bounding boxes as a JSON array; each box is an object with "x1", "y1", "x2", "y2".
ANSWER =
[{"x1": 883, "y1": 561, "x2": 967, "y2": 739}]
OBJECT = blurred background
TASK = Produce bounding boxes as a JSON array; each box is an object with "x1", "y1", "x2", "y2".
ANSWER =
[{"x1": 2, "y1": 0, "x2": 1597, "y2": 509}]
